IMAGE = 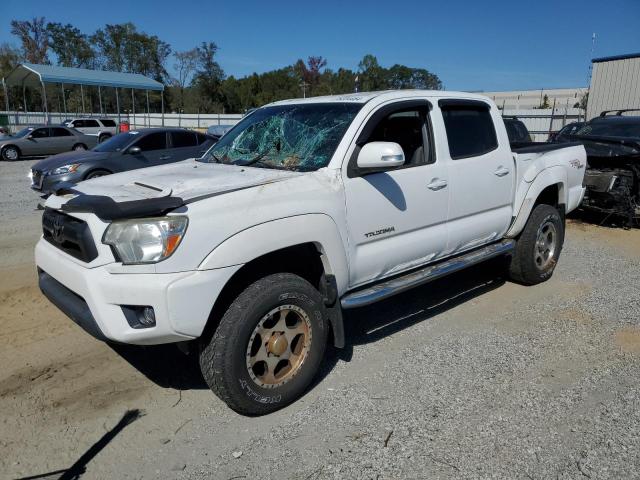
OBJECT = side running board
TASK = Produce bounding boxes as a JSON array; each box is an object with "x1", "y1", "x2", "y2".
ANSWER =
[{"x1": 341, "y1": 239, "x2": 515, "y2": 309}]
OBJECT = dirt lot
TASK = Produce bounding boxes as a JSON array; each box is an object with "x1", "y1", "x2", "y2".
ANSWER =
[{"x1": 1, "y1": 159, "x2": 640, "y2": 479}]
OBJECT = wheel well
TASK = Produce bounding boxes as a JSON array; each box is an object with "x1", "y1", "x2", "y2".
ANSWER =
[
  {"x1": 84, "y1": 168, "x2": 112, "y2": 179},
  {"x1": 534, "y1": 184, "x2": 560, "y2": 208},
  {"x1": 1, "y1": 144, "x2": 20, "y2": 155},
  {"x1": 201, "y1": 243, "x2": 325, "y2": 339},
  {"x1": 73, "y1": 142, "x2": 87, "y2": 149}
]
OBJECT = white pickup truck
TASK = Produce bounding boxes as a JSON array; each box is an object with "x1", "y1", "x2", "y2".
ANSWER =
[{"x1": 36, "y1": 90, "x2": 586, "y2": 415}]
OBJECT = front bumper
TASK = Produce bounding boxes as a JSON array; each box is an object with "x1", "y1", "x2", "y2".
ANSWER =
[
  {"x1": 35, "y1": 239, "x2": 241, "y2": 345},
  {"x1": 30, "y1": 171, "x2": 79, "y2": 193}
]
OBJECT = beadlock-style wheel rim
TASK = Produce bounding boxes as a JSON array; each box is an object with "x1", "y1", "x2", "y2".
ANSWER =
[
  {"x1": 534, "y1": 220, "x2": 557, "y2": 270},
  {"x1": 246, "y1": 304, "x2": 312, "y2": 388},
  {"x1": 4, "y1": 148, "x2": 17, "y2": 160}
]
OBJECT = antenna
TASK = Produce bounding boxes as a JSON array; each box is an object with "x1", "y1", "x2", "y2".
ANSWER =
[{"x1": 587, "y1": 33, "x2": 597, "y2": 87}]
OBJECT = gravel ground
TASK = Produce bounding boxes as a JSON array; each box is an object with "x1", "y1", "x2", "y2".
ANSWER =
[{"x1": 1, "y1": 158, "x2": 640, "y2": 479}]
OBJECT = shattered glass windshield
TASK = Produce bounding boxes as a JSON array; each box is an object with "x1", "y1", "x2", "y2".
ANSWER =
[{"x1": 199, "y1": 103, "x2": 362, "y2": 171}]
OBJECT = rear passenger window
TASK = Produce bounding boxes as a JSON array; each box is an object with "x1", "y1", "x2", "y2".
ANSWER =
[
  {"x1": 100, "y1": 119, "x2": 116, "y2": 127},
  {"x1": 51, "y1": 128, "x2": 72, "y2": 137},
  {"x1": 170, "y1": 131, "x2": 198, "y2": 148},
  {"x1": 196, "y1": 133, "x2": 210, "y2": 145},
  {"x1": 441, "y1": 105, "x2": 498, "y2": 159},
  {"x1": 134, "y1": 132, "x2": 167, "y2": 151}
]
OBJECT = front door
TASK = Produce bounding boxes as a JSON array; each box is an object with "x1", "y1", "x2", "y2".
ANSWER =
[
  {"x1": 344, "y1": 101, "x2": 449, "y2": 288},
  {"x1": 23, "y1": 127, "x2": 51, "y2": 156}
]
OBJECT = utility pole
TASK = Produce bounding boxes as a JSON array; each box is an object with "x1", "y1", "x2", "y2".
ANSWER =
[{"x1": 300, "y1": 81, "x2": 310, "y2": 98}]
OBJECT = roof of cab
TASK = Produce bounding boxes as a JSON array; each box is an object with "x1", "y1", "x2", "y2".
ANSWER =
[{"x1": 267, "y1": 89, "x2": 494, "y2": 106}]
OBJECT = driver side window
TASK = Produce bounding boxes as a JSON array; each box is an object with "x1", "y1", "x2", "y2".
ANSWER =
[
  {"x1": 348, "y1": 103, "x2": 434, "y2": 177},
  {"x1": 31, "y1": 128, "x2": 50, "y2": 138},
  {"x1": 366, "y1": 109, "x2": 428, "y2": 166}
]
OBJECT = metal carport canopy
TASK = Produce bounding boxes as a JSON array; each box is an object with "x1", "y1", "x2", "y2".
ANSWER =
[{"x1": 3, "y1": 63, "x2": 164, "y2": 90}]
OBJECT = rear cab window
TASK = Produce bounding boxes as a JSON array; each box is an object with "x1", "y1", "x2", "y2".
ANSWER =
[{"x1": 439, "y1": 100, "x2": 498, "y2": 159}]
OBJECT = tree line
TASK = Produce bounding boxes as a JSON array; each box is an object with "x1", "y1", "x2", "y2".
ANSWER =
[{"x1": 1, "y1": 17, "x2": 442, "y2": 114}]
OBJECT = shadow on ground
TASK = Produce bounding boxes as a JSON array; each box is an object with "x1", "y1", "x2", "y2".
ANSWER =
[{"x1": 111, "y1": 258, "x2": 508, "y2": 393}]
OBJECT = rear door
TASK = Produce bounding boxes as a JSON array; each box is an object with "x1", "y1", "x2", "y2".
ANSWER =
[
  {"x1": 129, "y1": 131, "x2": 169, "y2": 166},
  {"x1": 50, "y1": 127, "x2": 76, "y2": 153},
  {"x1": 437, "y1": 99, "x2": 514, "y2": 255},
  {"x1": 168, "y1": 130, "x2": 200, "y2": 162},
  {"x1": 344, "y1": 100, "x2": 450, "y2": 287}
]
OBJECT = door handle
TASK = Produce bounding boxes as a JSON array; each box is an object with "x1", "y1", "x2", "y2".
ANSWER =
[
  {"x1": 494, "y1": 166, "x2": 510, "y2": 177},
  {"x1": 159, "y1": 155, "x2": 171, "y2": 160},
  {"x1": 427, "y1": 179, "x2": 448, "y2": 191}
]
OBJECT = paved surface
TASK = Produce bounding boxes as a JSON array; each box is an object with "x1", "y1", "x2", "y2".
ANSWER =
[{"x1": 1, "y1": 158, "x2": 640, "y2": 479}]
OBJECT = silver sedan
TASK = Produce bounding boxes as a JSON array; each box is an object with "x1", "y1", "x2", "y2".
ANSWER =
[{"x1": 0, "y1": 126, "x2": 98, "y2": 161}]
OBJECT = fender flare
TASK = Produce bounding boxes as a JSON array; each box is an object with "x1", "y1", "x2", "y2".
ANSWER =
[
  {"x1": 199, "y1": 214, "x2": 350, "y2": 347},
  {"x1": 506, "y1": 166, "x2": 567, "y2": 238}
]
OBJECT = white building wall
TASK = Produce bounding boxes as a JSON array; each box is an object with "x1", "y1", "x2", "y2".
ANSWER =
[
  {"x1": 478, "y1": 87, "x2": 587, "y2": 110},
  {"x1": 587, "y1": 55, "x2": 640, "y2": 119}
]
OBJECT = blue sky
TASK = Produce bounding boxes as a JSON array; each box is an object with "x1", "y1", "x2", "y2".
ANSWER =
[{"x1": 1, "y1": 0, "x2": 639, "y2": 91}]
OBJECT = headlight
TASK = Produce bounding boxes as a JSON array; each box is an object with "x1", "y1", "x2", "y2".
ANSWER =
[
  {"x1": 51, "y1": 164, "x2": 81, "y2": 175},
  {"x1": 103, "y1": 216, "x2": 188, "y2": 264}
]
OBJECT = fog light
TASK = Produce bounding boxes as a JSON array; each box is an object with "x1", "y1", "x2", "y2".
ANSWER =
[
  {"x1": 121, "y1": 305, "x2": 156, "y2": 329},
  {"x1": 141, "y1": 307, "x2": 156, "y2": 326}
]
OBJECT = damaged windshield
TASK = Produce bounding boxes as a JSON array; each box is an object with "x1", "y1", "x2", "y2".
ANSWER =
[{"x1": 200, "y1": 103, "x2": 362, "y2": 171}]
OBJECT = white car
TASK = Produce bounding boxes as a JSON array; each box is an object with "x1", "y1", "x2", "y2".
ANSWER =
[
  {"x1": 63, "y1": 118, "x2": 118, "y2": 143},
  {"x1": 36, "y1": 90, "x2": 586, "y2": 415}
]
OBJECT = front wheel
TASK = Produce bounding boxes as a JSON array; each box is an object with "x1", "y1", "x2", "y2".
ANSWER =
[
  {"x1": 1, "y1": 146, "x2": 20, "y2": 161},
  {"x1": 199, "y1": 273, "x2": 328, "y2": 415},
  {"x1": 508, "y1": 204, "x2": 564, "y2": 285}
]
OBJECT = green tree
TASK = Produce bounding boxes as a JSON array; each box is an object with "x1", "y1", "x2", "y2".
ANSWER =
[
  {"x1": 358, "y1": 54, "x2": 386, "y2": 91},
  {"x1": 91, "y1": 23, "x2": 171, "y2": 81},
  {"x1": 387, "y1": 64, "x2": 442, "y2": 90},
  {"x1": 172, "y1": 48, "x2": 198, "y2": 111},
  {"x1": 46, "y1": 23, "x2": 95, "y2": 68},
  {"x1": 192, "y1": 42, "x2": 225, "y2": 112},
  {"x1": 10, "y1": 17, "x2": 49, "y2": 64}
]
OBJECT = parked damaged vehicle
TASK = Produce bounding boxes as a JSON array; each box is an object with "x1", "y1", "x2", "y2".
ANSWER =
[{"x1": 561, "y1": 111, "x2": 640, "y2": 225}]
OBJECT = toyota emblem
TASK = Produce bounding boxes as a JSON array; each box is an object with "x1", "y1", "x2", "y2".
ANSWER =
[{"x1": 52, "y1": 215, "x2": 65, "y2": 242}]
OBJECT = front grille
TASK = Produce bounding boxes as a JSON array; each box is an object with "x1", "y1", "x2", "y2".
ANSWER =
[
  {"x1": 31, "y1": 169, "x2": 44, "y2": 189},
  {"x1": 42, "y1": 209, "x2": 98, "y2": 262}
]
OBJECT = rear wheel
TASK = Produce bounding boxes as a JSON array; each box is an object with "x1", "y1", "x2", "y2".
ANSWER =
[
  {"x1": 72, "y1": 143, "x2": 87, "y2": 151},
  {"x1": 98, "y1": 134, "x2": 111, "y2": 143},
  {"x1": 199, "y1": 273, "x2": 328, "y2": 415},
  {"x1": 1, "y1": 145, "x2": 20, "y2": 161},
  {"x1": 508, "y1": 204, "x2": 564, "y2": 285}
]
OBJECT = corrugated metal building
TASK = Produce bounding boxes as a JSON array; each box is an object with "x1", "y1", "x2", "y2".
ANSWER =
[{"x1": 587, "y1": 53, "x2": 640, "y2": 119}]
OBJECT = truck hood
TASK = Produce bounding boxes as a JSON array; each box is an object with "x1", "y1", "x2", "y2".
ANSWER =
[{"x1": 61, "y1": 159, "x2": 303, "y2": 204}]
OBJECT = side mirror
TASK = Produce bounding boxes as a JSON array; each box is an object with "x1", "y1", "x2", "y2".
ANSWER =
[
  {"x1": 357, "y1": 142, "x2": 405, "y2": 170},
  {"x1": 127, "y1": 146, "x2": 141, "y2": 155}
]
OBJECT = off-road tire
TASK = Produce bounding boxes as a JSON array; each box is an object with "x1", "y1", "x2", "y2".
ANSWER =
[
  {"x1": 1, "y1": 145, "x2": 20, "y2": 161},
  {"x1": 199, "y1": 273, "x2": 328, "y2": 415},
  {"x1": 508, "y1": 204, "x2": 564, "y2": 285}
]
